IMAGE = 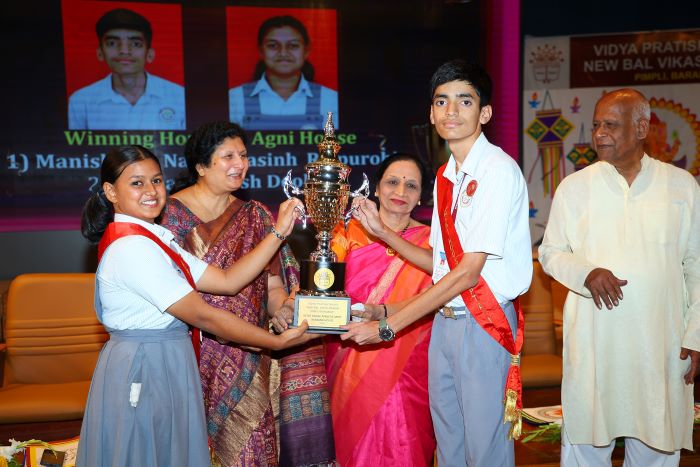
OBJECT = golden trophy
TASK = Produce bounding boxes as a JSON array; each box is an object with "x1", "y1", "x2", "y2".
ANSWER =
[{"x1": 282, "y1": 112, "x2": 369, "y2": 333}]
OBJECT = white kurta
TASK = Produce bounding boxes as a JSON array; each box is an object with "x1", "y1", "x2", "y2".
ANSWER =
[{"x1": 539, "y1": 154, "x2": 700, "y2": 451}]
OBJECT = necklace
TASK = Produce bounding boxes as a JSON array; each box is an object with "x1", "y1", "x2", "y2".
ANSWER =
[{"x1": 386, "y1": 220, "x2": 411, "y2": 256}]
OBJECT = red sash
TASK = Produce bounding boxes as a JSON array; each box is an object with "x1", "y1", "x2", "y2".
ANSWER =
[
  {"x1": 436, "y1": 163, "x2": 525, "y2": 440},
  {"x1": 98, "y1": 222, "x2": 202, "y2": 362}
]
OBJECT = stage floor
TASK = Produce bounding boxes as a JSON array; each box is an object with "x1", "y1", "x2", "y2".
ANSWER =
[
  {"x1": 1, "y1": 387, "x2": 699, "y2": 466},
  {"x1": 518, "y1": 387, "x2": 700, "y2": 467}
]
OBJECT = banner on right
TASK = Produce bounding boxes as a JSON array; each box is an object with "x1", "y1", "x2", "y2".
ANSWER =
[{"x1": 523, "y1": 30, "x2": 700, "y2": 246}]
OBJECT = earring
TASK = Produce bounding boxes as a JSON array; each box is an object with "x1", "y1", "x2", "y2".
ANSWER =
[{"x1": 418, "y1": 200, "x2": 421, "y2": 205}]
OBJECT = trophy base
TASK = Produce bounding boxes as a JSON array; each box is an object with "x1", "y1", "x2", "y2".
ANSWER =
[{"x1": 293, "y1": 260, "x2": 349, "y2": 333}]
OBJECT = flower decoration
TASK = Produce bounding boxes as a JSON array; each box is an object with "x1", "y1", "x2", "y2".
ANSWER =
[{"x1": 0, "y1": 439, "x2": 56, "y2": 467}]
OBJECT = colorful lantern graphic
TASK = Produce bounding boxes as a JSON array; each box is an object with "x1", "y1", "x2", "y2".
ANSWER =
[
  {"x1": 526, "y1": 92, "x2": 573, "y2": 197},
  {"x1": 566, "y1": 126, "x2": 597, "y2": 171}
]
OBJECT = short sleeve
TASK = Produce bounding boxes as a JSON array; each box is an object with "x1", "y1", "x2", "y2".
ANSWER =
[
  {"x1": 172, "y1": 242, "x2": 209, "y2": 283},
  {"x1": 106, "y1": 236, "x2": 199, "y2": 312}
]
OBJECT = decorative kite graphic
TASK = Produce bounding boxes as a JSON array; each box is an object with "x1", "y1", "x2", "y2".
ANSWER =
[{"x1": 526, "y1": 92, "x2": 573, "y2": 197}]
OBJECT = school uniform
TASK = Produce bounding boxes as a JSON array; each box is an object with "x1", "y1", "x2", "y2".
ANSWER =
[
  {"x1": 68, "y1": 73, "x2": 185, "y2": 130},
  {"x1": 228, "y1": 75, "x2": 338, "y2": 130},
  {"x1": 76, "y1": 214, "x2": 210, "y2": 467},
  {"x1": 428, "y1": 133, "x2": 532, "y2": 466}
]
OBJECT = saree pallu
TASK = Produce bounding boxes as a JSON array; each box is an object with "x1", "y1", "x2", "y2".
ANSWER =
[
  {"x1": 162, "y1": 198, "x2": 333, "y2": 466},
  {"x1": 326, "y1": 221, "x2": 436, "y2": 467}
]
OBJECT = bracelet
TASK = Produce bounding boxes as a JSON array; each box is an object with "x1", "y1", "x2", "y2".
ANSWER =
[
  {"x1": 382, "y1": 304, "x2": 388, "y2": 317},
  {"x1": 270, "y1": 226, "x2": 286, "y2": 241}
]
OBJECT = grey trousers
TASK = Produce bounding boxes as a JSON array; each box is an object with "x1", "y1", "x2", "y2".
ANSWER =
[{"x1": 428, "y1": 301, "x2": 517, "y2": 467}]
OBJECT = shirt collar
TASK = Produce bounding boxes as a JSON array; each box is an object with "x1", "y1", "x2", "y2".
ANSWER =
[
  {"x1": 114, "y1": 213, "x2": 175, "y2": 244},
  {"x1": 251, "y1": 75, "x2": 313, "y2": 97},
  {"x1": 96, "y1": 72, "x2": 160, "y2": 103},
  {"x1": 442, "y1": 132, "x2": 488, "y2": 183},
  {"x1": 599, "y1": 152, "x2": 651, "y2": 179}
]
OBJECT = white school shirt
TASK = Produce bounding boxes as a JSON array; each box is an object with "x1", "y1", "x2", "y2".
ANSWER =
[
  {"x1": 429, "y1": 133, "x2": 532, "y2": 305},
  {"x1": 228, "y1": 75, "x2": 338, "y2": 127},
  {"x1": 538, "y1": 154, "x2": 700, "y2": 451},
  {"x1": 96, "y1": 213, "x2": 208, "y2": 330},
  {"x1": 68, "y1": 73, "x2": 186, "y2": 130}
]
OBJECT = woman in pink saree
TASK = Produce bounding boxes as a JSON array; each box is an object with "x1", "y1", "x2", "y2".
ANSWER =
[{"x1": 328, "y1": 153, "x2": 436, "y2": 466}]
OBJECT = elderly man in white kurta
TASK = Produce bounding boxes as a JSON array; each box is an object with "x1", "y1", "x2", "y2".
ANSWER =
[{"x1": 539, "y1": 88, "x2": 700, "y2": 466}]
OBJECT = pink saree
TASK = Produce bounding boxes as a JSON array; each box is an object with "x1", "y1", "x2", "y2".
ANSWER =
[{"x1": 326, "y1": 220, "x2": 435, "y2": 466}]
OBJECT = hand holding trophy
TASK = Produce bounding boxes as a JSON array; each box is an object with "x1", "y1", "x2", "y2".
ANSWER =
[{"x1": 282, "y1": 112, "x2": 369, "y2": 333}]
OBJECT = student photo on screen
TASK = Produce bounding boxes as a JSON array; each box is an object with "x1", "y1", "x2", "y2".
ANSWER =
[
  {"x1": 228, "y1": 15, "x2": 338, "y2": 131},
  {"x1": 68, "y1": 8, "x2": 185, "y2": 130}
]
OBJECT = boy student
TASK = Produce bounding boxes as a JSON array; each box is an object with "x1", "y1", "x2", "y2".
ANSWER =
[
  {"x1": 68, "y1": 8, "x2": 185, "y2": 130},
  {"x1": 343, "y1": 60, "x2": 532, "y2": 466}
]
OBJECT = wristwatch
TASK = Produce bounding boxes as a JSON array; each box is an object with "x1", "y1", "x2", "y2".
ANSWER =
[{"x1": 378, "y1": 317, "x2": 396, "y2": 342}]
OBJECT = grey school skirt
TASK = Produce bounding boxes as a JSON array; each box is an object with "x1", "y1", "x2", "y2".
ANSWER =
[{"x1": 76, "y1": 322, "x2": 211, "y2": 467}]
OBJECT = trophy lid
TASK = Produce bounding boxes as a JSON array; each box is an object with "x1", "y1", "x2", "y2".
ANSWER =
[{"x1": 317, "y1": 112, "x2": 342, "y2": 161}]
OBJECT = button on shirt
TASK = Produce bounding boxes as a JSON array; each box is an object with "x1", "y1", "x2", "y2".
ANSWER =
[
  {"x1": 429, "y1": 133, "x2": 532, "y2": 305},
  {"x1": 68, "y1": 73, "x2": 186, "y2": 130},
  {"x1": 228, "y1": 76, "x2": 338, "y2": 127},
  {"x1": 96, "y1": 214, "x2": 208, "y2": 330}
]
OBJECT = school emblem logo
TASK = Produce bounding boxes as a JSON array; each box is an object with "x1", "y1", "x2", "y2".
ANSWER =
[
  {"x1": 461, "y1": 180, "x2": 478, "y2": 207},
  {"x1": 314, "y1": 268, "x2": 335, "y2": 290},
  {"x1": 159, "y1": 107, "x2": 176, "y2": 121}
]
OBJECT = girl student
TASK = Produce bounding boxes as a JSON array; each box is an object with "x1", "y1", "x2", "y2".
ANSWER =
[{"x1": 76, "y1": 145, "x2": 315, "y2": 467}]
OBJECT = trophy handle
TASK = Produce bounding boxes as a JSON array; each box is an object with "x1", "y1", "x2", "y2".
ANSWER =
[
  {"x1": 343, "y1": 173, "x2": 370, "y2": 228},
  {"x1": 282, "y1": 170, "x2": 309, "y2": 229}
]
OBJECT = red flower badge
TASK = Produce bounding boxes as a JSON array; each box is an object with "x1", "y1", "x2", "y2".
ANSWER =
[{"x1": 466, "y1": 180, "x2": 478, "y2": 197}]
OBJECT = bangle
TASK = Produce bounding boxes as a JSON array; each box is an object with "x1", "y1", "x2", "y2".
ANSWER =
[
  {"x1": 382, "y1": 304, "x2": 388, "y2": 317},
  {"x1": 270, "y1": 226, "x2": 286, "y2": 241}
]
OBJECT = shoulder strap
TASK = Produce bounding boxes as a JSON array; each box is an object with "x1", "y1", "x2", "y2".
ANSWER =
[
  {"x1": 98, "y1": 222, "x2": 196, "y2": 289},
  {"x1": 242, "y1": 82, "x2": 261, "y2": 115},
  {"x1": 306, "y1": 82, "x2": 322, "y2": 115}
]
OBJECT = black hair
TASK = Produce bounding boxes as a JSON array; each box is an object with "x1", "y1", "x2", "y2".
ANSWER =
[
  {"x1": 429, "y1": 60, "x2": 492, "y2": 108},
  {"x1": 171, "y1": 121, "x2": 248, "y2": 194},
  {"x1": 375, "y1": 153, "x2": 432, "y2": 203},
  {"x1": 96, "y1": 9, "x2": 153, "y2": 48},
  {"x1": 252, "y1": 15, "x2": 315, "y2": 81},
  {"x1": 81, "y1": 145, "x2": 161, "y2": 243}
]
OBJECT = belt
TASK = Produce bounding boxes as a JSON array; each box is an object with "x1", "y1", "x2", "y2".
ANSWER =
[{"x1": 438, "y1": 306, "x2": 467, "y2": 319}]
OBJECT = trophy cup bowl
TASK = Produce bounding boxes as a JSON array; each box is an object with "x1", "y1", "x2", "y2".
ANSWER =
[{"x1": 282, "y1": 112, "x2": 369, "y2": 333}]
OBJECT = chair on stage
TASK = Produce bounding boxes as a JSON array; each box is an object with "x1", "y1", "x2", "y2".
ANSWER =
[
  {"x1": 0, "y1": 273, "x2": 107, "y2": 423},
  {"x1": 520, "y1": 260, "x2": 564, "y2": 388}
]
